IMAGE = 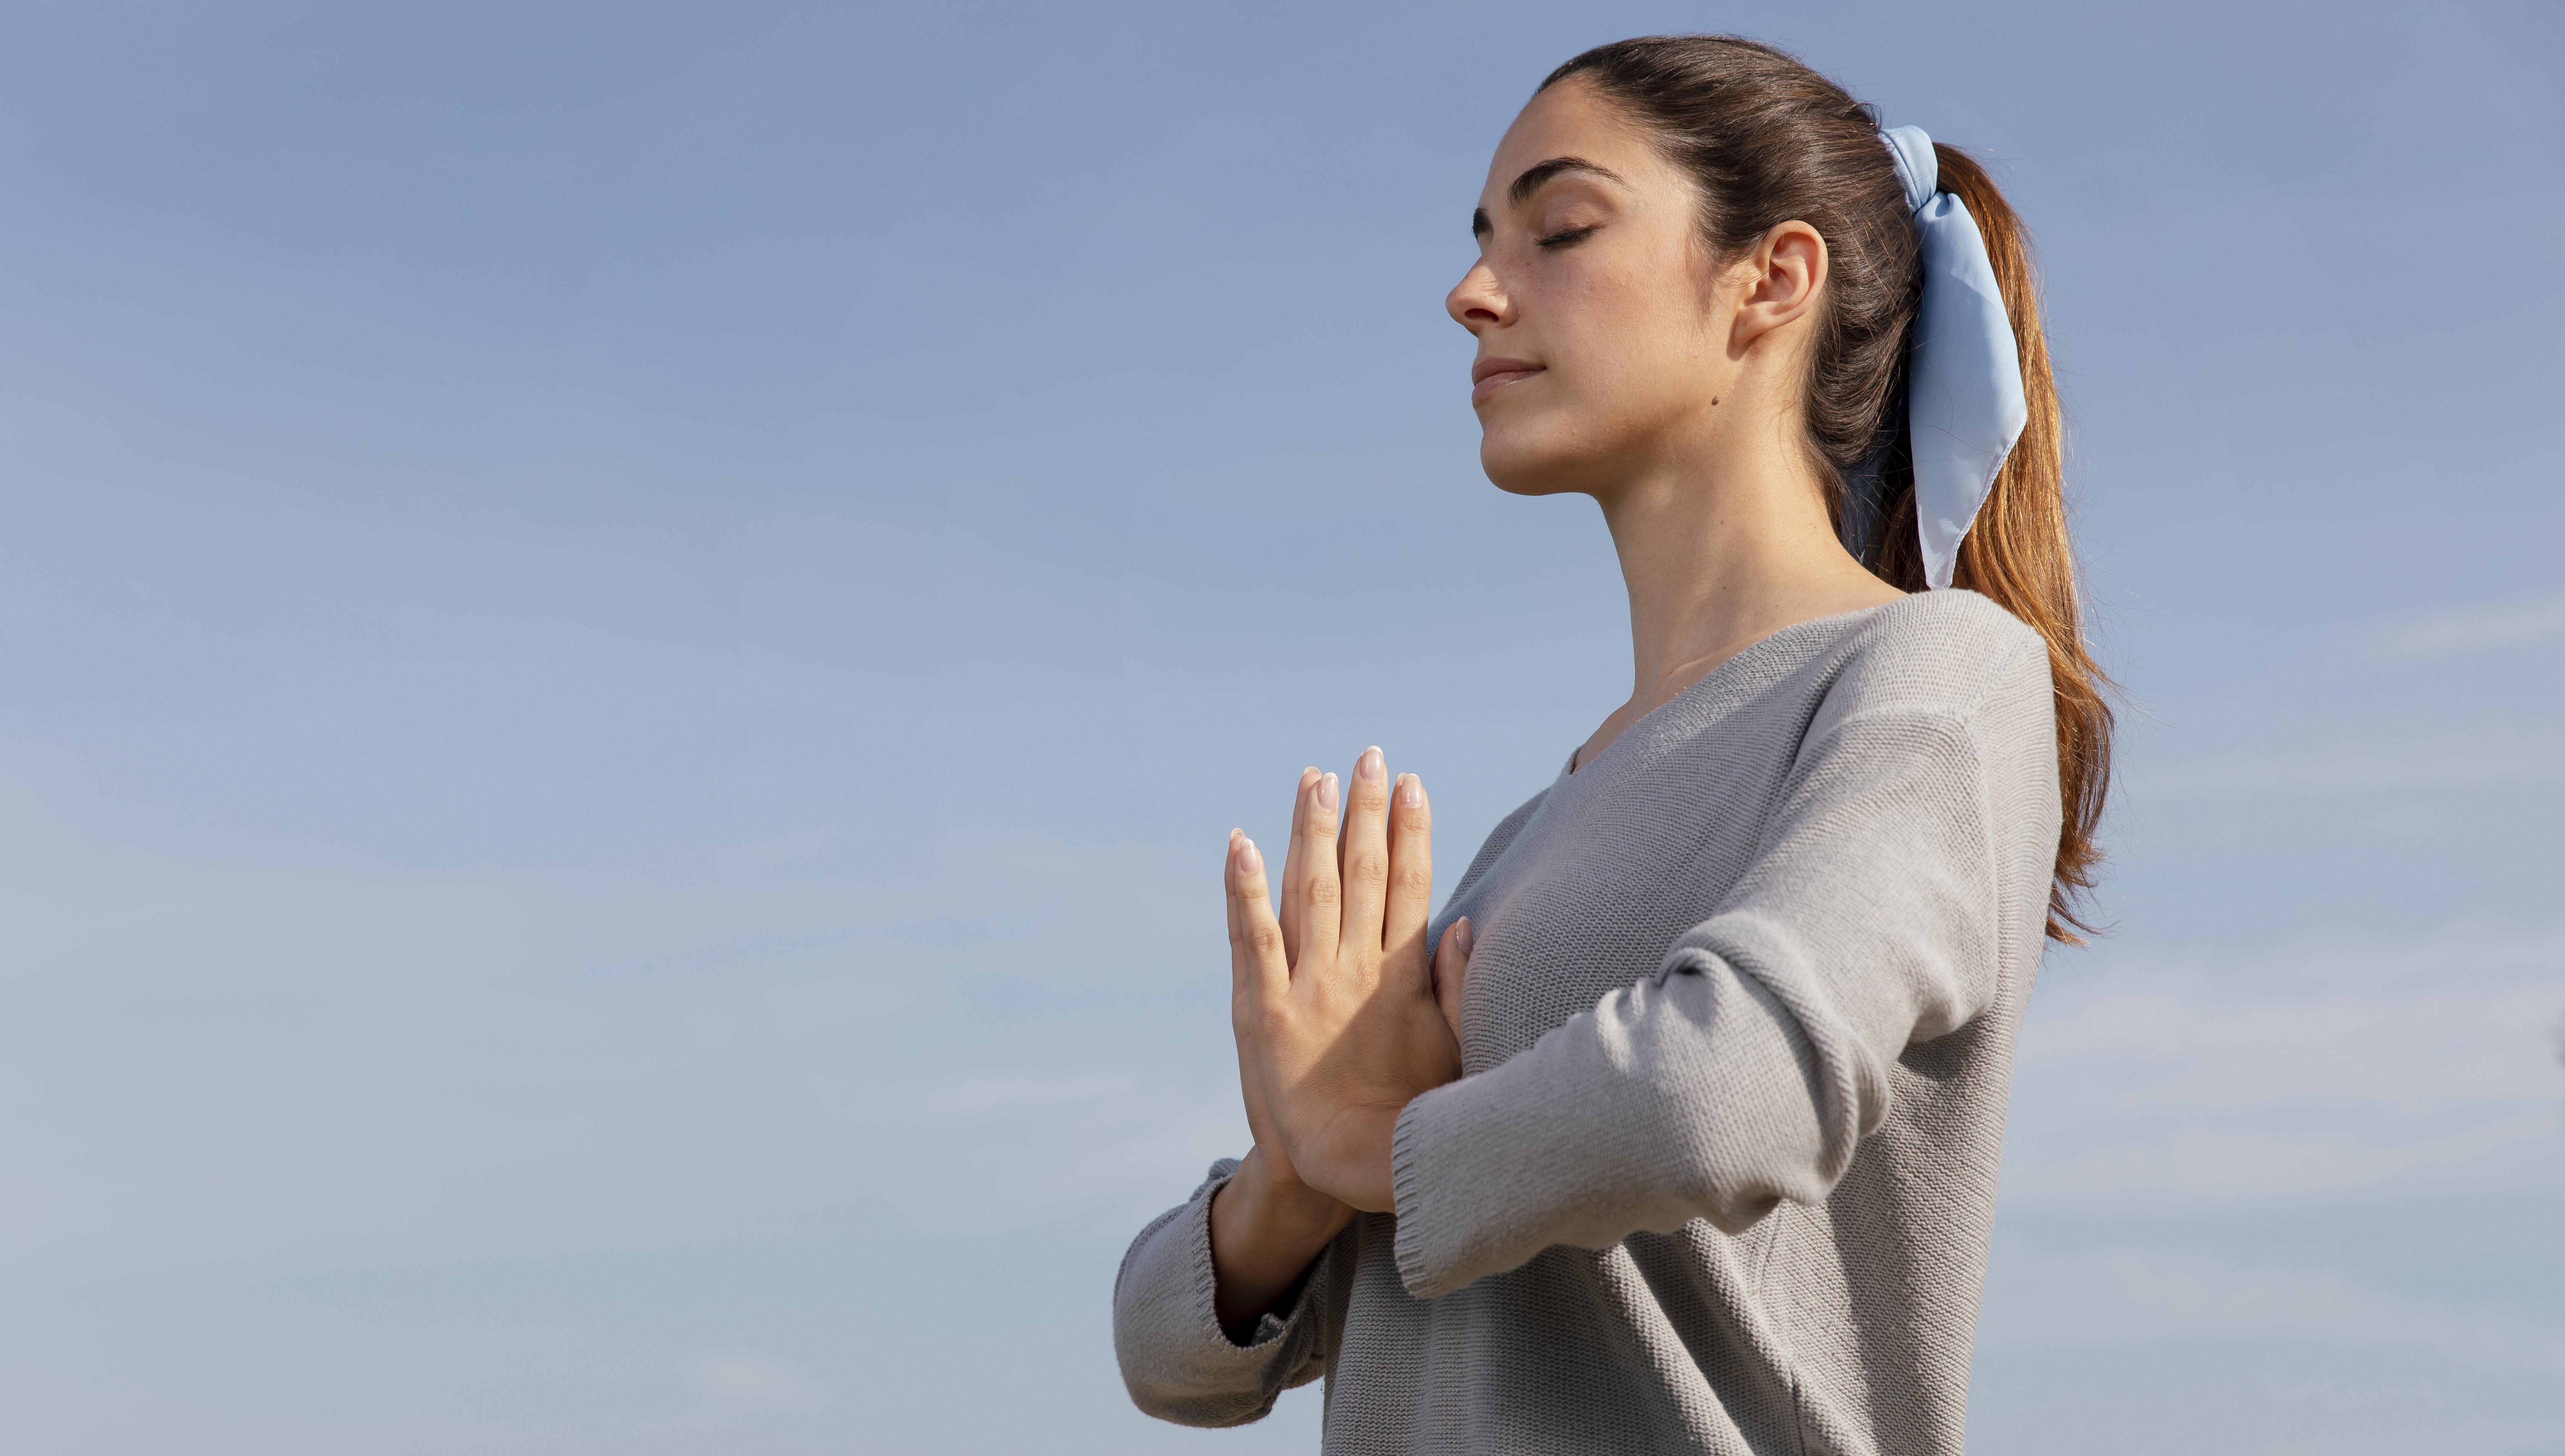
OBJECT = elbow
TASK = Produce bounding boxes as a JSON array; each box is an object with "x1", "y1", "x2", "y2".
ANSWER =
[
  {"x1": 1109, "y1": 1282, "x2": 1293, "y2": 1429},
  {"x1": 1117, "y1": 1371, "x2": 1263, "y2": 1430},
  {"x1": 1112, "y1": 1335, "x2": 1287, "y2": 1430},
  {"x1": 1650, "y1": 950, "x2": 1894, "y2": 1208},
  {"x1": 1655, "y1": 1126, "x2": 1827, "y2": 1237}
]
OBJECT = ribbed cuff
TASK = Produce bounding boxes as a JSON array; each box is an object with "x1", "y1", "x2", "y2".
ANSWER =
[
  {"x1": 1186, "y1": 1161, "x2": 1301, "y2": 1350},
  {"x1": 1388, "y1": 1088, "x2": 1454, "y2": 1299}
]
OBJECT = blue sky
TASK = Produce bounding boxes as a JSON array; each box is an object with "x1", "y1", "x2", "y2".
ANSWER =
[{"x1": 0, "y1": 1, "x2": 2559, "y2": 1451}]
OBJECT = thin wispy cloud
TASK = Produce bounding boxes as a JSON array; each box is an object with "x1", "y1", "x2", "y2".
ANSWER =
[
  {"x1": 1983, "y1": 1247, "x2": 2565, "y2": 1373},
  {"x1": 2140, "y1": 724, "x2": 2565, "y2": 795},
  {"x1": 696, "y1": 1354, "x2": 818, "y2": 1408},
  {"x1": 2005, "y1": 925, "x2": 2565, "y2": 1213},
  {"x1": 2379, "y1": 595, "x2": 2565, "y2": 657},
  {"x1": 865, "y1": 1071, "x2": 1142, "y2": 1120}
]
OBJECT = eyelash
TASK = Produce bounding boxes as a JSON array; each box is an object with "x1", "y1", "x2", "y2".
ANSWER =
[{"x1": 1537, "y1": 225, "x2": 1600, "y2": 249}]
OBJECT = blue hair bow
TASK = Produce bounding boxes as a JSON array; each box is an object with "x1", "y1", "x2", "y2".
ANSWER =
[{"x1": 1878, "y1": 125, "x2": 2027, "y2": 590}]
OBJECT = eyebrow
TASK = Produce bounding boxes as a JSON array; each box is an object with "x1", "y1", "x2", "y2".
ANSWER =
[{"x1": 1471, "y1": 155, "x2": 1630, "y2": 237}]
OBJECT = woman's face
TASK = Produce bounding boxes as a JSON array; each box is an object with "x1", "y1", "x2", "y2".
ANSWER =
[{"x1": 1446, "y1": 80, "x2": 1742, "y2": 498}]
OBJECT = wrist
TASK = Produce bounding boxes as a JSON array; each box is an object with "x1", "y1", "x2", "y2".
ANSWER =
[
  {"x1": 1229, "y1": 1145, "x2": 1353, "y2": 1239},
  {"x1": 1211, "y1": 1146, "x2": 1355, "y2": 1334},
  {"x1": 1318, "y1": 1103, "x2": 1408, "y2": 1215}
]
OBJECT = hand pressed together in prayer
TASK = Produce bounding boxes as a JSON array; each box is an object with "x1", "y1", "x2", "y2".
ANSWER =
[{"x1": 1224, "y1": 747, "x2": 1475, "y2": 1213}]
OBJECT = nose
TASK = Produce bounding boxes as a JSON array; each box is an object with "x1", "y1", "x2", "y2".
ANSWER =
[{"x1": 1446, "y1": 260, "x2": 1507, "y2": 333}]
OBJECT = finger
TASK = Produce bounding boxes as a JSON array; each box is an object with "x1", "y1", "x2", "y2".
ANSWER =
[
  {"x1": 1277, "y1": 767, "x2": 1320, "y2": 964},
  {"x1": 1383, "y1": 772, "x2": 1435, "y2": 986},
  {"x1": 1432, "y1": 915, "x2": 1474, "y2": 1041},
  {"x1": 1230, "y1": 932, "x2": 1280, "y2": 1147},
  {"x1": 1226, "y1": 835, "x2": 1286, "y2": 1164},
  {"x1": 1338, "y1": 746, "x2": 1392, "y2": 957},
  {"x1": 1228, "y1": 832, "x2": 1288, "y2": 1012},
  {"x1": 1295, "y1": 769, "x2": 1343, "y2": 970},
  {"x1": 1225, "y1": 830, "x2": 1253, "y2": 1017}
]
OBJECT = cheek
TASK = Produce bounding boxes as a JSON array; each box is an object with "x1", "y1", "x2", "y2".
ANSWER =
[{"x1": 1546, "y1": 266, "x2": 1715, "y2": 422}]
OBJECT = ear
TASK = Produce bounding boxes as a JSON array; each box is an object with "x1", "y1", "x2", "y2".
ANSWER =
[{"x1": 1729, "y1": 220, "x2": 1827, "y2": 352}]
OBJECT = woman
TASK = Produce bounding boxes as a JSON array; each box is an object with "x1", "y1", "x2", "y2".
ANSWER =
[{"x1": 1114, "y1": 34, "x2": 2110, "y2": 1456}]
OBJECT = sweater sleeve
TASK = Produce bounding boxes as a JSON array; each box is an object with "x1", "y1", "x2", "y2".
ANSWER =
[
  {"x1": 1112, "y1": 1158, "x2": 1343, "y2": 1425},
  {"x1": 1387, "y1": 654, "x2": 2058, "y2": 1299}
]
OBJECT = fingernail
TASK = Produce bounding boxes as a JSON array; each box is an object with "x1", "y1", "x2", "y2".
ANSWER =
[
  {"x1": 1358, "y1": 746, "x2": 1385, "y2": 783},
  {"x1": 1398, "y1": 773, "x2": 1424, "y2": 809},
  {"x1": 1455, "y1": 916, "x2": 1474, "y2": 955},
  {"x1": 1318, "y1": 773, "x2": 1338, "y2": 811},
  {"x1": 1238, "y1": 836, "x2": 1262, "y2": 874}
]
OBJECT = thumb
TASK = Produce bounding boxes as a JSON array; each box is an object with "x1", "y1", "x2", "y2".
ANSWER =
[{"x1": 1432, "y1": 916, "x2": 1473, "y2": 1042}]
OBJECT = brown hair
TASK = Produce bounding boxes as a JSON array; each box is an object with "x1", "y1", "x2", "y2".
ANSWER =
[{"x1": 1542, "y1": 35, "x2": 2113, "y2": 940}]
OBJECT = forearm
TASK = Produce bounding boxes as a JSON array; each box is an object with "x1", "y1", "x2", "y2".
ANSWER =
[
  {"x1": 1208, "y1": 1146, "x2": 1357, "y2": 1333},
  {"x1": 1389, "y1": 953, "x2": 1840, "y2": 1298}
]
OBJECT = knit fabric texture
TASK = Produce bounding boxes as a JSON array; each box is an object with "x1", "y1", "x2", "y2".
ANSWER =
[{"x1": 1113, "y1": 590, "x2": 2062, "y2": 1455}]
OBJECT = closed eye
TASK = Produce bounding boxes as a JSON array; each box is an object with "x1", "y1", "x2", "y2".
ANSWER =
[{"x1": 1537, "y1": 225, "x2": 1600, "y2": 249}]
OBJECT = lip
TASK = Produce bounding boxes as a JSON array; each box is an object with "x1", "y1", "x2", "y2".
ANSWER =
[{"x1": 1471, "y1": 356, "x2": 1544, "y2": 403}]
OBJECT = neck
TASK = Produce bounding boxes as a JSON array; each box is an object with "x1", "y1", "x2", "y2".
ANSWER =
[{"x1": 1578, "y1": 423, "x2": 1901, "y2": 766}]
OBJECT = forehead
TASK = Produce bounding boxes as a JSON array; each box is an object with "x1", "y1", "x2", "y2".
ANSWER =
[{"x1": 1479, "y1": 78, "x2": 1676, "y2": 208}]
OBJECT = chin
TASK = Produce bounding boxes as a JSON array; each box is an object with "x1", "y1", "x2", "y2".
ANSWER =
[{"x1": 1478, "y1": 414, "x2": 1614, "y2": 498}]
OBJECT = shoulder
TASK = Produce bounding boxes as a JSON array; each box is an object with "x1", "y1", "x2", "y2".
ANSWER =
[
  {"x1": 1815, "y1": 589, "x2": 2050, "y2": 718},
  {"x1": 1788, "y1": 591, "x2": 2055, "y2": 773},
  {"x1": 1774, "y1": 593, "x2": 2060, "y2": 823}
]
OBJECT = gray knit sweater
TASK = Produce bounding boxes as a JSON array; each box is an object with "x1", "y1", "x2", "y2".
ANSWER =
[{"x1": 1113, "y1": 590, "x2": 2062, "y2": 1456}]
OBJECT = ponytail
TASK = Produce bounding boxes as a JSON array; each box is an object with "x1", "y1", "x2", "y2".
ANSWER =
[{"x1": 1885, "y1": 146, "x2": 2113, "y2": 940}]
